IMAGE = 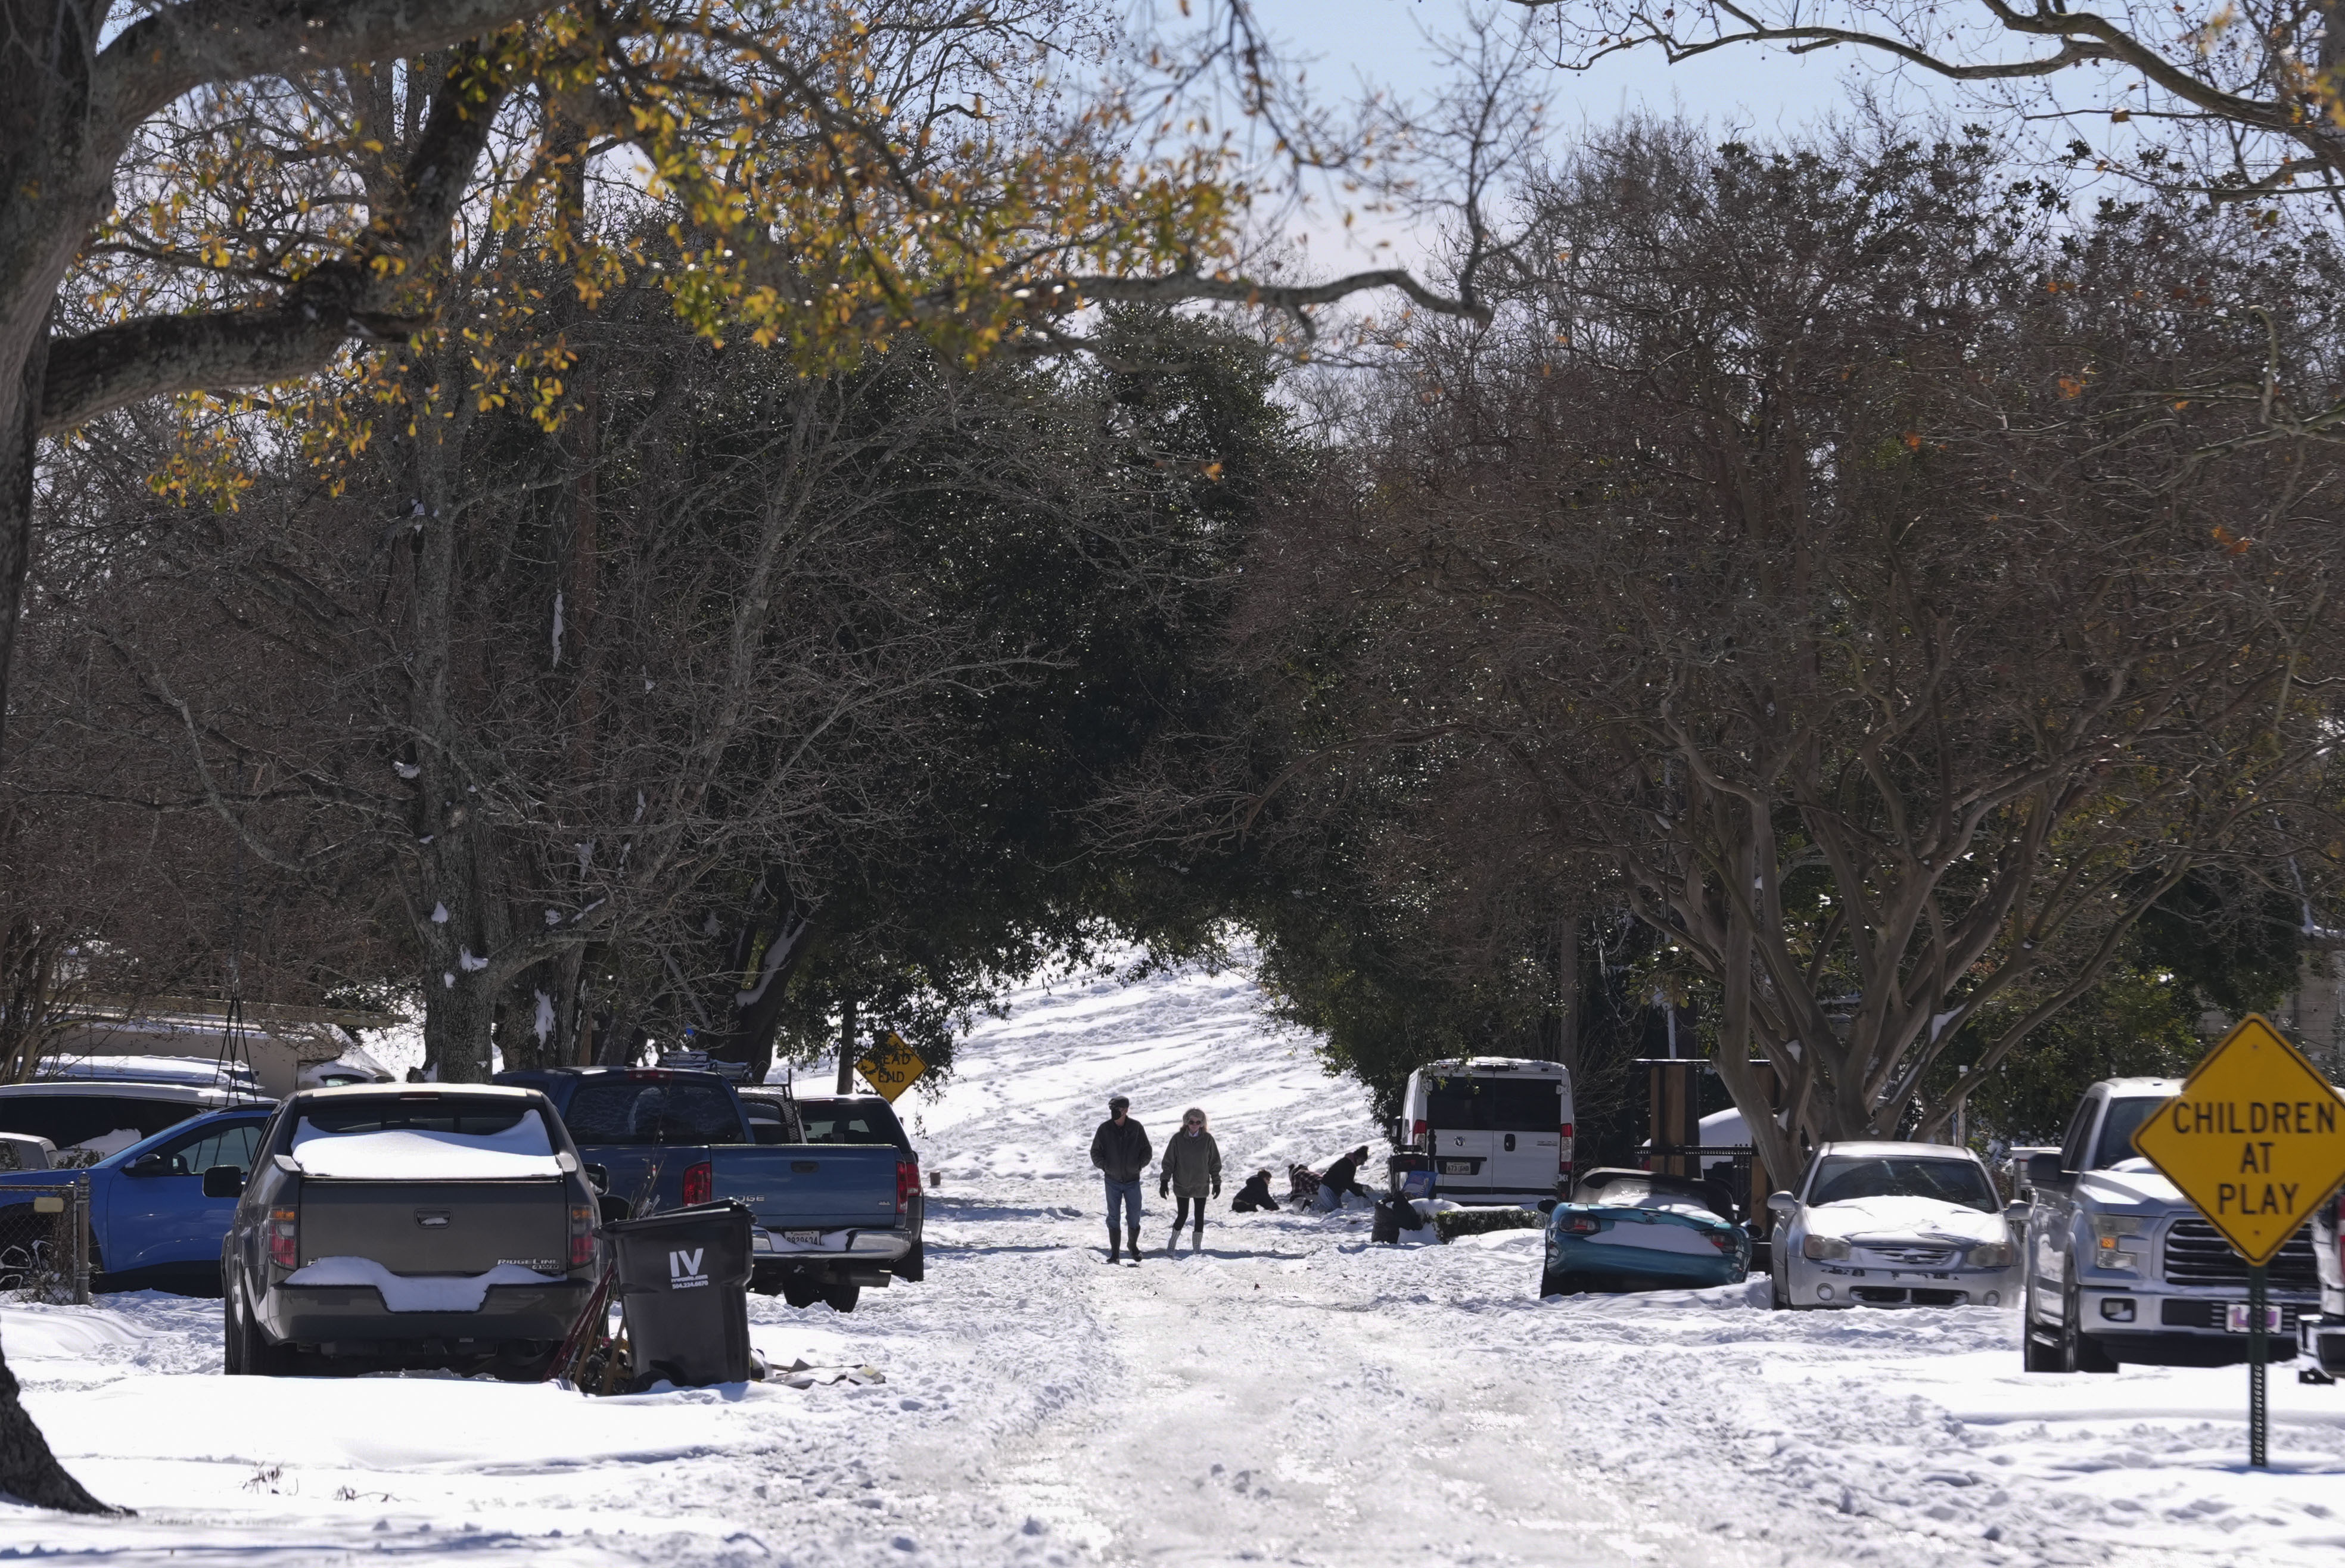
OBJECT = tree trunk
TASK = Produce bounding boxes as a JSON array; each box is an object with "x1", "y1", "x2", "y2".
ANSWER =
[
  {"x1": 0, "y1": 1343, "x2": 118, "y2": 1514},
  {"x1": 837, "y1": 994, "x2": 857, "y2": 1093}
]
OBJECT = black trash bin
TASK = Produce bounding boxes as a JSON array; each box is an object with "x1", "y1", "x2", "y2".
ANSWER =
[{"x1": 605, "y1": 1199, "x2": 755, "y2": 1390}]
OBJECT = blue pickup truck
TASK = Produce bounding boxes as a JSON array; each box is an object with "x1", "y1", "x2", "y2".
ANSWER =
[
  {"x1": 0, "y1": 1103, "x2": 275, "y2": 1294},
  {"x1": 497, "y1": 1066, "x2": 922, "y2": 1311}
]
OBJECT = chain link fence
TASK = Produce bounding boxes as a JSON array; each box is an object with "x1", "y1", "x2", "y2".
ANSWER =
[{"x1": 0, "y1": 1180, "x2": 91, "y2": 1303}]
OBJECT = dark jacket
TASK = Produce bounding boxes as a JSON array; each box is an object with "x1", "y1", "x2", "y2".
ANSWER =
[
  {"x1": 1090, "y1": 1116, "x2": 1152, "y2": 1183},
  {"x1": 1322, "y1": 1151, "x2": 1370, "y2": 1196},
  {"x1": 1231, "y1": 1172, "x2": 1280, "y2": 1212},
  {"x1": 1159, "y1": 1129, "x2": 1223, "y2": 1196}
]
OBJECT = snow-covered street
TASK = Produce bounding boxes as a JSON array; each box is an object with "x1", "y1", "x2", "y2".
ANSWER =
[{"x1": 7, "y1": 960, "x2": 2345, "y2": 1566}]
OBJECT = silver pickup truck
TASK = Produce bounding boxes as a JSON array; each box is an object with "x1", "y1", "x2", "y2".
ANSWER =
[
  {"x1": 2022, "y1": 1077, "x2": 2320, "y2": 1372},
  {"x1": 2301, "y1": 1186, "x2": 2345, "y2": 1377},
  {"x1": 219, "y1": 1084, "x2": 600, "y2": 1377}
]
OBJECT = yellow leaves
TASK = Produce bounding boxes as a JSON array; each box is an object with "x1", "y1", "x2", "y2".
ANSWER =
[
  {"x1": 2210, "y1": 525, "x2": 2254, "y2": 556},
  {"x1": 1901, "y1": 431, "x2": 1923, "y2": 450}
]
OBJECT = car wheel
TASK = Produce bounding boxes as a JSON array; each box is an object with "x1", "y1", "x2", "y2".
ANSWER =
[
  {"x1": 894, "y1": 1240, "x2": 925, "y2": 1284},
  {"x1": 226, "y1": 1277, "x2": 288, "y2": 1376},
  {"x1": 823, "y1": 1281, "x2": 861, "y2": 1314},
  {"x1": 780, "y1": 1275, "x2": 820, "y2": 1309},
  {"x1": 2061, "y1": 1271, "x2": 2117, "y2": 1374},
  {"x1": 221, "y1": 1265, "x2": 244, "y2": 1376}
]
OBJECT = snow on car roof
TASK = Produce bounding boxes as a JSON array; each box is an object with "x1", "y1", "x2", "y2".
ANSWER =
[
  {"x1": 2098, "y1": 1077, "x2": 2183, "y2": 1097},
  {"x1": 1812, "y1": 1140, "x2": 1985, "y2": 1162},
  {"x1": 298, "y1": 1082, "x2": 539, "y2": 1100}
]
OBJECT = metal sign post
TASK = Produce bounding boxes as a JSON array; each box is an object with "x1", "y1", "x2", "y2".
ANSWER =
[
  {"x1": 2248, "y1": 1262, "x2": 2268, "y2": 1468},
  {"x1": 2132, "y1": 1013, "x2": 2345, "y2": 1470}
]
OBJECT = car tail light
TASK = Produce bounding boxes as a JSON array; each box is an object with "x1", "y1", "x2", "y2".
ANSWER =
[
  {"x1": 1559, "y1": 1123, "x2": 1575, "y2": 1169},
  {"x1": 682, "y1": 1161, "x2": 712, "y2": 1206},
  {"x1": 570, "y1": 1204, "x2": 597, "y2": 1268},
  {"x1": 896, "y1": 1159, "x2": 919, "y2": 1214},
  {"x1": 268, "y1": 1205, "x2": 298, "y2": 1268},
  {"x1": 1558, "y1": 1213, "x2": 1600, "y2": 1234},
  {"x1": 1705, "y1": 1230, "x2": 1738, "y2": 1252},
  {"x1": 1410, "y1": 1119, "x2": 1427, "y2": 1141}
]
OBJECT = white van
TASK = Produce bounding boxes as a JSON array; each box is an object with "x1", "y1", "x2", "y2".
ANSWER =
[{"x1": 1395, "y1": 1057, "x2": 1573, "y2": 1203}]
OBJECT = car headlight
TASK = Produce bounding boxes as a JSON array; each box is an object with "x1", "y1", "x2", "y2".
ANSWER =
[
  {"x1": 1802, "y1": 1234, "x2": 1851, "y2": 1261},
  {"x1": 1965, "y1": 1242, "x2": 2012, "y2": 1269},
  {"x1": 2087, "y1": 1214, "x2": 2142, "y2": 1273}
]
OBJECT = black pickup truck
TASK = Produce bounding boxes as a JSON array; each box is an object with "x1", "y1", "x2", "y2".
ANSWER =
[{"x1": 499, "y1": 1066, "x2": 922, "y2": 1311}]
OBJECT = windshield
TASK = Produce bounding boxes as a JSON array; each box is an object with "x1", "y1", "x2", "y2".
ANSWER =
[
  {"x1": 1423, "y1": 1075, "x2": 1560, "y2": 1133},
  {"x1": 562, "y1": 1080, "x2": 744, "y2": 1146},
  {"x1": 2094, "y1": 1097, "x2": 2164, "y2": 1170},
  {"x1": 1808, "y1": 1155, "x2": 1998, "y2": 1213},
  {"x1": 291, "y1": 1097, "x2": 559, "y2": 1180},
  {"x1": 797, "y1": 1100, "x2": 907, "y2": 1149}
]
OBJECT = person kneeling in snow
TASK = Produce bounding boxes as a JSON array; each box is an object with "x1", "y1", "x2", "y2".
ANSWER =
[
  {"x1": 1286, "y1": 1163, "x2": 1321, "y2": 1208},
  {"x1": 1315, "y1": 1146, "x2": 1374, "y2": 1211},
  {"x1": 1159, "y1": 1107, "x2": 1221, "y2": 1252},
  {"x1": 1231, "y1": 1169, "x2": 1280, "y2": 1212}
]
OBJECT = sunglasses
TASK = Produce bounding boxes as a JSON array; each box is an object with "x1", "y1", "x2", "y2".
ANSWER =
[{"x1": 1183, "y1": 1117, "x2": 1204, "y2": 1127}]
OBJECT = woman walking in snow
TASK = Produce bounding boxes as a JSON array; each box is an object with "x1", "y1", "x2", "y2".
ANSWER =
[{"x1": 1158, "y1": 1107, "x2": 1222, "y2": 1253}]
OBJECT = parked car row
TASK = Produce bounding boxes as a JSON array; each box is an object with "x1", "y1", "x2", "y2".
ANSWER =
[
  {"x1": 1527, "y1": 1070, "x2": 2344, "y2": 1383},
  {"x1": 0, "y1": 1059, "x2": 928, "y2": 1377}
]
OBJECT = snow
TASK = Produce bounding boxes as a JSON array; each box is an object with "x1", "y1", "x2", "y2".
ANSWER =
[
  {"x1": 280, "y1": 1258, "x2": 570, "y2": 1312},
  {"x1": 4, "y1": 954, "x2": 2344, "y2": 1565},
  {"x1": 1582, "y1": 1218, "x2": 1727, "y2": 1256},
  {"x1": 1805, "y1": 1194, "x2": 2009, "y2": 1246},
  {"x1": 290, "y1": 1113, "x2": 560, "y2": 1180}
]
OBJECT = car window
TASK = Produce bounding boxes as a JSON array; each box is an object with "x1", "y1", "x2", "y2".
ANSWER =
[
  {"x1": 1806, "y1": 1156, "x2": 1999, "y2": 1213},
  {"x1": 0, "y1": 1093, "x2": 201, "y2": 1161},
  {"x1": 797, "y1": 1103, "x2": 904, "y2": 1147},
  {"x1": 2092, "y1": 1097, "x2": 2163, "y2": 1169},
  {"x1": 2058, "y1": 1096, "x2": 2099, "y2": 1174},
  {"x1": 164, "y1": 1121, "x2": 266, "y2": 1177},
  {"x1": 561, "y1": 1081, "x2": 744, "y2": 1145},
  {"x1": 1423, "y1": 1077, "x2": 1560, "y2": 1133}
]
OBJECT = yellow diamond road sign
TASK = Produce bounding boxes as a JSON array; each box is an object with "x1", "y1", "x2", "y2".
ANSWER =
[
  {"x1": 2132, "y1": 1013, "x2": 2345, "y2": 1265},
  {"x1": 855, "y1": 1031, "x2": 928, "y2": 1104}
]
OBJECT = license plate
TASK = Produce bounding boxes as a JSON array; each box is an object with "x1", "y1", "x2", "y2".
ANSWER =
[
  {"x1": 1439, "y1": 1160, "x2": 1476, "y2": 1175},
  {"x1": 785, "y1": 1230, "x2": 822, "y2": 1245},
  {"x1": 2225, "y1": 1303, "x2": 2282, "y2": 1333}
]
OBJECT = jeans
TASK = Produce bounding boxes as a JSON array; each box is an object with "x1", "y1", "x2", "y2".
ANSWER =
[{"x1": 1104, "y1": 1177, "x2": 1143, "y2": 1241}]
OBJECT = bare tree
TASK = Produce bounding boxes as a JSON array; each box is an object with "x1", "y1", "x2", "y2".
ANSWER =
[{"x1": 1226, "y1": 123, "x2": 2345, "y2": 1184}]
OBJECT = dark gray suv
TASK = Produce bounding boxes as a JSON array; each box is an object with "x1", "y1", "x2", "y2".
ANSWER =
[{"x1": 219, "y1": 1084, "x2": 601, "y2": 1377}]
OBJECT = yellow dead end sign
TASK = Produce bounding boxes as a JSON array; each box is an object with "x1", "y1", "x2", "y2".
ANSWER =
[
  {"x1": 855, "y1": 1031, "x2": 928, "y2": 1103},
  {"x1": 2131, "y1": 1013, "x2": 2345, "y2": 1265}
]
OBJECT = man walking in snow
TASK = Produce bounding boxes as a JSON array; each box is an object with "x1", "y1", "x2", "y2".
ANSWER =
[
  {"x1": 1090, "y1": 1094, "x2": 1152, "y2": 1263},
  {"x1": 1158, "y1": 1107, "x2": 1222, "y2": 1253}
]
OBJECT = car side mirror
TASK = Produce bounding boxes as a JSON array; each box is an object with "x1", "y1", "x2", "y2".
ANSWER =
[
  {"x1": 2023, "y1": 1153, "x2": 2069, "y2": 1191},
  {"x1": 1765, "y1": 1190, "x2": 1797, "y2": 1219},
  {"x1": 125, "y1": 1153, "x2": 170, "y2": 1178},
  {"x1": 201, "y1": 1165, "x2": 244, "y2": 1199},
  {"x1": 584, "y1": 1163, "x2": 609, "y2": 1194}
]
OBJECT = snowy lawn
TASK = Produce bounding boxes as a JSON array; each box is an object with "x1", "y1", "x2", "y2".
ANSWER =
[{"x1": 5, "y1": 960, "x2": 2344, "y2": 1566}]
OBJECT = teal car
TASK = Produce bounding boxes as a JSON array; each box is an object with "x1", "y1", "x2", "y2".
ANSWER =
[{"x1": 1540, "y1": 1168, "x2": 1751, "y2": 1296}]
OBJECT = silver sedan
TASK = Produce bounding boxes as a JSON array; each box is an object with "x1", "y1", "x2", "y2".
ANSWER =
[{"x1": 1768, "y1": 1141, "x2": 2023, "y2": 1311}]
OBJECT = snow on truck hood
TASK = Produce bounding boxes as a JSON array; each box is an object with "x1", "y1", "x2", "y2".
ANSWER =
[
  {"x1": 289, "y1": 1116, "x2": 562, "y2": 1180},
  {"x1": 1803, "y1": 1194, "x2": 2003, "y2": 1245},
  {"x1": 2076, "y1": 1158, "x2": 2184, "y2": 1208}
]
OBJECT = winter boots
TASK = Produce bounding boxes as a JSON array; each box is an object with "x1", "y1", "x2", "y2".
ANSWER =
[
  {"x1": 1106, "y1": 1236, "x2": 1121, "y2": 1264},
  {"x1": 1126, "y1": 1225, "x2": 1141, "y2": 1262}
]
